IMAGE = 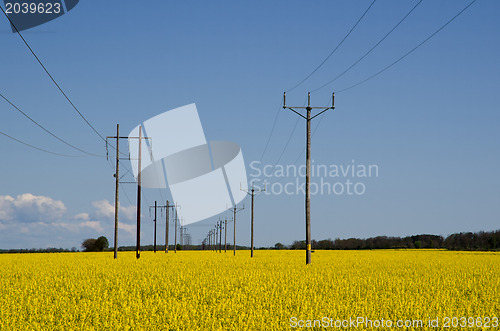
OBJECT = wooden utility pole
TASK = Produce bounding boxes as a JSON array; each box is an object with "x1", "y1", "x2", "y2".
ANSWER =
[
  {"x1": 224, "y1": 218, "x2": 228, "y2": 252},
  {"x1": 153, "y1": 201, "x2": 157, "y2": 252},
  {"x1": 107, "y1": 124, "x2": 145, "y2": 259},
  {"x1": 231, "y1": 204, "x2": 244, "y2": 255},
  {"x1": 212, "y1": 229, "x2": 215, "y2": 251},
  {"x1": 165, "y1": 200, "x2": 169, "y2": 253},
  {"x1": 242, "y1": 183, "x2": 265, "y2": 258},
  {"x1": 219, "y1": 220, "x2": 222, "y2": 253},
  {"x1": 113, "y1": 124, "x2": 119, "y2": 259},
  {"x1": 174, "y1": 208, "x2": 178, "y2": 253},
  {"x1": 283, "y1": 92, "x2": 334, "y2": 264},
  {"x1": 136, "y1": 126, "x2": 142, "y2": 259},
  {"x1": 149, "y1": 201, "x2": 176, "y2": 252}
]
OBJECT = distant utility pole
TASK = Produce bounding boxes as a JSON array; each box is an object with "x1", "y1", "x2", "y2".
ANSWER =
[
  {"x1": 174, "y1": 209, "x2": 178, "y2": 253},
  {"x1": 165, "y1": 201, "x2": 170, "y2": 253},
  {"x1": 133, "y1": 125, "x2": 151, "y2": 259},
  {"x1": 153, "y1": 201, "x2": 157, "y2": 252},
  {"x1": 283, "y1": 92, "x2": 334, "y2": 265},
  {"x1": 106, "y1": 124, "x2": 121, "y2": 260},
  {"x1": 213, "y1": 228, "x2": 216, "y2": 251},
  {"x1": 218, "y1": 220, "x2": 222, "y2": 253},
  {"x1": 242, "y1": 183, "x2": 266, "y2": 258},
  {"x1": 230, "y1": 204, "x2": 244, "y2": 256},
  {"x1": 224, "y1": 218, "x2": 228, "y2": 252},
  {"x1": 106, "y1": 124, "x2": 149, "y2": 259},
  {"x1": 149, "y1": 200, "x2": 176, "y2": 253}
]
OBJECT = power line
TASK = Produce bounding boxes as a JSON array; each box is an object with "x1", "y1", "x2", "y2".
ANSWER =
[
  {"x1": 121, "y1": 185, "x2": 134, "y2": 206},
  {"x1": 0, "y1": 5, "x2": 106, "y2": 143},
  {"x1": 337, "y1": 0, "x2": 478, "y2": 94},
  {"x1": 297, "y1": 1, "x2": 475, "y2": 163},
  {"x1": 0, "y1": 91, "x2": 102, "y2": 157},
  {"x1": 274, "y1": 116, "x2": 300, "y2": 165},
  {"x1": 0, "y1": 129, "x2": 78, "y2": 157},
  {"x1": 286, "y1": 0, "x2": 377, "y2": 92},
  {"x1": 269, "y1": 97, "x2": 307, "y2": 168},
  {"x1": 258, "y1": 99, "x2": 282, "y2": 163},
  {"x1": 311, "y1": 0, "x2": 424, "y2": 93}
]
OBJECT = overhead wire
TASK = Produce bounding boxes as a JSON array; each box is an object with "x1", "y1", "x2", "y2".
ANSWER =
[
  {"x1": 0, "y1": 128, "x2": 79, "y2": 157},
  {"x1": 336, "y1": 0, "x2": 478, "y2": 94},
  {"x1": 286, "y1": 0, "x2": 377, "y2": 93},
  {"x1": 298, "y1": 0, "x2": 478, "y2": 166},
  {"x1": 0, "y1": 5, "x2": 108, "y2": 145},
  {"x1": 0, "y1": 91, "x2": 102, "y2": 157},
  {"x1": 256, "y1": 1, "x2": 377, "y2": 169},
  {"x1": 258, "y1": 99, "x2": 283, "y2": 163},
  {"x1": 311, "y1": 0, "x2": 424, "y2": 93},
  {"x1": 274, "y1": 116, "x2": 300, "y2": 165}
]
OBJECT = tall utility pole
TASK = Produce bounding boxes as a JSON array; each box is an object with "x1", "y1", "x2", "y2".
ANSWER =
[
  {"x1": 230, "y1": 204, "x2": 244, "y2": 256},
  {"x1": 107, "y1": 124, "x2": 148, "y2": 259},
  {"x1": 108, "y1": 124, "x2": 120, "y2": 259},
  {"x1": 165, "y1": 201, "x2": 169, "y2": 253},
  {"x1": 224, "y1": 218, "x2": 228, "y2": 252},
  {"x1": 174, "y1": 208, "x2": 178, "y2": 253},
  {"x1": 149, "y1": 201, "x2": 176, "y2": 253},
  {"x1": 153, "y1": 201, "x2": 157, "y2": 252},
  {"x1": 242, "y1": 183, "x2": 266, "y2": 258},
  {"x1": 136, "y1": 126, "x2": 142, "y2": 259},
  {"x1": 211, "y1": 229, "x2": 215, "y2": 251},
  {"x1": 219, "y1": 220, "x2": 222, "y2": 253},
  {"x1": 283, "y1": 92, "x2": 335, "y2": 265},
  {"x1": 213, "y1": 228, "x2": 216, "y2": 251}
]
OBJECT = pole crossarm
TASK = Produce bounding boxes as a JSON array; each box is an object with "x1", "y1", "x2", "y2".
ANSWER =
[{"x1": 283, "y1": 91, "x2": 335, "y2": 113}]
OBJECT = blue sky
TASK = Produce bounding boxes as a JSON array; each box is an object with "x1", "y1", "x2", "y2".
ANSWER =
[{"x1": 0, "y1": 0, "x2": 499, "y2": 249}]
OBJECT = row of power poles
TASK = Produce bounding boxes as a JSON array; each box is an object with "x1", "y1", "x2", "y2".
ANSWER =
[
  {"x1": 149, "y1": 200, "x2": 179, "y2": 253},
  {"x1": 202, "y1": 203, "x2": 245, "y2": 255},
  {"x1": 108, "y1": 90, "x2": 333, "y2": 264},
  {"x1": 203, "y1": 218, "x2": 228, "y2": 252}
]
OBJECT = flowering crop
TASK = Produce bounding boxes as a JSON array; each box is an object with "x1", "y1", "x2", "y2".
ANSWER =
[{"x1": 0, "y1": 250, "x2": 498, "y2": 330}]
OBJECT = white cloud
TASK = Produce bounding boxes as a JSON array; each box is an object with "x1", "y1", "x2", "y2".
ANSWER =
[
  {"x1": 74, "y1": 213, "x2": 90, "y2": 221},
  {"x1": 120, "y1": 205, "x2": 137, "y2": 222},
  {"x1": 92, "y1": 200, "x2": 114, "y2": 219},
  {"x1": 0, "y1": 194, "x2": 66, "y2": 222},
  {"x1": 54, "y1": 220, "x2": 103, "y2": 233},
  {"x1": 80, "y1": 221, "x2": 103, "y2": 232},
  {"x1": 92, "y1": 199, "x2": 137, "y2": 222},
  {"x1": 0, "y1": 195, "x2": 14, "y2": 221},
  {"x1": 119, "y1": 222, "x2": 135, "y2": 234}
]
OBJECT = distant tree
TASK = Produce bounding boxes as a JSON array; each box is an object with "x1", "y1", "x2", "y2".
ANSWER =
[
  {"x1": 290, "y1": 240, "x2": 306, "y2": 250},
  {"x1": 176, "y1": 243, "x2": 182, "y2": 251},
  {"x1": 82, "y1": 236, "x2": 109, "y2": 252},
  {"x1": 95, "y1": 236, "x2": 109, "y2": 251},
  {"x1": 316, "y1": 239, "x2": 334, "y2": 250},
  {"x1": 274, "y1": 242, "x2": 284, "y2": 250},
  {"x1": 82, "y1": 238, "x2": 98, "y2": 252}
]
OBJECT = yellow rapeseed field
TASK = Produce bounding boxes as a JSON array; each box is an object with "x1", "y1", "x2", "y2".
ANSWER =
[{"x1": 0, "y1": 250, "x2": 498, "y2": 330}]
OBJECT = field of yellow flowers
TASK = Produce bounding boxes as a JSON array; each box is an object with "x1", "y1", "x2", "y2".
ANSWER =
[{"x1": 0, "y1": 250, "x2": 498, "y2": 330}]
